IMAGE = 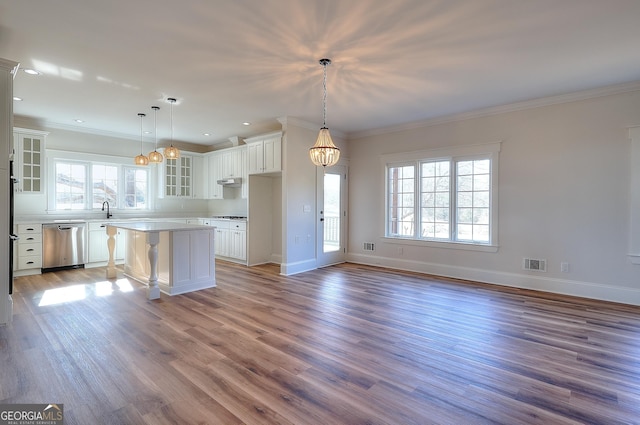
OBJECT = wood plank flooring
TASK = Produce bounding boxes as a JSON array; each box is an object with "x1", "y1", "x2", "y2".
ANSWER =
[{"x1": 2, "y1": 261, "x2": 640, "y2": 424}]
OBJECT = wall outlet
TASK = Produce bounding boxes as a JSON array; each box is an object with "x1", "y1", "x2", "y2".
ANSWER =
[
  {"x1": 561, "y1": 262, "x2": 570, "y2": 273},
  {"x1": 398, "y1": 247, "x2": 403, "y2": 255}
]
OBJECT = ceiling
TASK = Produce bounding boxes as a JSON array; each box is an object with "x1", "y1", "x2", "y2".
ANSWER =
[{"x1": 2, "y1": 0, "x2": 640, "y2": 148}]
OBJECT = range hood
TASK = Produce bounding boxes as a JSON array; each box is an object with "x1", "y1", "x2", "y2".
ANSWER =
[{"x1": 217, "y1": 177, "x2": 242, "y2": 187}]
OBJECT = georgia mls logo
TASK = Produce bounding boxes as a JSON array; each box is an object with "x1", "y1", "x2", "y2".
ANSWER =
[{"x1": 0, "y1": 403, "x2": 63, "y2": 425}]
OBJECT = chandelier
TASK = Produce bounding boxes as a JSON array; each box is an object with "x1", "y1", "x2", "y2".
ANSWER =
[{"x1": 309, "y1": 58, "x2": 340, "y2": 167}]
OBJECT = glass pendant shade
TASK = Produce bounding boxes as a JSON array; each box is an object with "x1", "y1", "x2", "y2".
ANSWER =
[
  {"x1": 148, "y1": 149, "x2": 163, "y2": 163},
  {"x1": 134, "y1": 153, "x2": 149, "y2": 165},
  {"x1": 309, "y1": 127, "x2": 340, "y2": 167},
  {"x1": 164, "y1": 145, "x2": 180, "y2": 159}
]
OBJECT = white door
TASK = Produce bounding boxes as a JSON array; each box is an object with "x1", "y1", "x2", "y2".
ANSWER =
[{"x1": 316, "y1": 165, "x2": 347, "y2": 268}]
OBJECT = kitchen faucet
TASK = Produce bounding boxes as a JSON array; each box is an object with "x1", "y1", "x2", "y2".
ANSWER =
[{"x1": 102, "y1": 201, "x2": 112, "y2": 219}]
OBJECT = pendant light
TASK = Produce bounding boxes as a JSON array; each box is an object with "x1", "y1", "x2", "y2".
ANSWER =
[
  {"x1": 148, "y1": 106, "x2": 163, "y2": 163},
  {"x1": 309, "y1": 58, "x2": 340, "y2": 167},
  {"x1": 134, "y1": 113, "x2": 149, "y2": 165},
  {"x1": 164, "y1": 97, "x2": 180, "y2": 160}
]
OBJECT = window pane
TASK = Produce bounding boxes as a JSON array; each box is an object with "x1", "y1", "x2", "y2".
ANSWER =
[
  {"x1": 457, "y1": 175, "x2": 473, "y2": 191},
  {"x1": 92, "y1": 164, "x2": 118, "y2": 208},
  {"x1": 124, "y1": 167, "x2": 148, "y2": 209},
  {"x1": 458, "y1": 191, "x2": 473, "y2": 207},
  {"x1": 387, "y1": 165, "x2": 415, "y2": 236},
  {"x1": 455, "y1": 158, "x2": 492, "y2": 244},
  {"x1": 56, "y1": 162, "x2": 86, "y2": 210},
  {"x1": 420, "y1": 160, "x2": 450, "y2": 240},
  {"x1": 474, "y1": 174, "x2": 490, "y2": 191}
]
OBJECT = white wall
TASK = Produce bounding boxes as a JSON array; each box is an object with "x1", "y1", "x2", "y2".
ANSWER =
[
  {"x1": 279, "y1": 118, "x2": 348, "y2": 274},
  {"x1": 347, "y1": 89, "x2": 640, "y2": 305}
]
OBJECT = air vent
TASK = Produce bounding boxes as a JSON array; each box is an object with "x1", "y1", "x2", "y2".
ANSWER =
[
  {"x1": 363, "y1": 242, "x2": 375, "y2": 251},
  {"x1": 523, "y1": 258, "x2": 547, "y2": 272}
]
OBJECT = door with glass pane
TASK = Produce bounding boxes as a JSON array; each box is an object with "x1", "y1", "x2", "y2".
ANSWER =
[{"x1": 316, "y1": 165, "x2": 347, "y2": 268}]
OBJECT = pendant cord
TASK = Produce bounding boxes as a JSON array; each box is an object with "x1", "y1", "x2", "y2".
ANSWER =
[
  {"x1": 139, "y1": 113, "x2": 145, "y2": 154},
  {"x1": 322, "y1": 62, "x2": 327, "y2": 127}
]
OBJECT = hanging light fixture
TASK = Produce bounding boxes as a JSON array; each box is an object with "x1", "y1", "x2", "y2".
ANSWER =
[
  {"x1": 148, "y1": 106, "x2": 163, "y2": 163},
  {"x1": 309, "y1": 58, "x2": 340, "y2": 167},
  {"x1": 164, "y1": 97, "x2": 181, "y2": 160},
  {"x1": 134, "y1": 113, "x2": 149, "y2": 166}
]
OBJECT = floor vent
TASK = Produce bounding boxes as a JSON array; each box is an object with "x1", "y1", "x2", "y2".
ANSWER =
[
  {"x1": 523, "y1": 258, "x2": 547, "y2": 272},
  {"x1": 363, "y1": 242, "x2": 375, "y2": 251}
]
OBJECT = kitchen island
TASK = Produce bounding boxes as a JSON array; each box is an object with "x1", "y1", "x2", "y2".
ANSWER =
[{"x1": 105, "y1": 221, "x2": 215, "y2": 300}]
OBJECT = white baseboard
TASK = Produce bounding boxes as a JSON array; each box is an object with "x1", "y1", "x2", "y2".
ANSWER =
[
  {"x1": 347, "y1": 253, "x2": 640, "y2": 306},
  {"x1": 280, "y1": 258, "x2": 317, "y2": 276}
]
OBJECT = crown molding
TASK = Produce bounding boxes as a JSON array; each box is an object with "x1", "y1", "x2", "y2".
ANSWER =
[{"x1": 349, "y1": 80, "x2": 640, "y2": 140}]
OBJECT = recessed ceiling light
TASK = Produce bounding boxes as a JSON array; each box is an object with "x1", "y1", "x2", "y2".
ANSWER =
[
  {"x1": 243, "y1": 122, "x2": 251, "y2": 126},
  {"x1": 74, "y1": 119, "x2": 84, "y2": 123},
  {"x1": 13, "y1": 96, "x2": 23, "y2": 101},
  {"x1": 23, "y1": 68, "x2": 40, "y2": 75},
  {"x1": 203, "y1": 133, "x2": 211, "y2": 136},
  {"x1": 144, "y1": 131, "x2": 152, "y2": 134}
]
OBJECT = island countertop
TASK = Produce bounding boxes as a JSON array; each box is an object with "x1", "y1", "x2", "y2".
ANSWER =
[{"x1": 105, "y1": 221, "x2": 214, "y2": 232}]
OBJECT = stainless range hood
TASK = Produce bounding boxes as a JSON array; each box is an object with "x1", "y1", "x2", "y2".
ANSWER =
[{"x1": 217, "y1": 177, "x2": 242, "y2": 187}]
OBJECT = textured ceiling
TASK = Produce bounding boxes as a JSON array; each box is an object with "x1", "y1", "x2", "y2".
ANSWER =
[{"x1": 2, "y1": 0, "x2": 640, "y2": 147}]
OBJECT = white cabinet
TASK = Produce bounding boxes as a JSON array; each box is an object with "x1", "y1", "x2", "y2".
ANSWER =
[
  {"x1": 14, "y1": 223, "x2": 42, "y2": 274},
  {"x1": 246, "y1": 132, "x2": 282, "y2": 175},
  {"x1": 206, "y1": 146, "x2": 247, "y2": 199},
  {"x1": 208, "y1": 220, "x2": 246, "y2": 262},
  {"x1": 229, "y1": 221, "x2": 247, "y2": 261},
  {"x1": 210, "y1": 219, "x2": 229, "y2": 257},
  {"x1": 13, "y1": 128, "x2": 48, "y2": 193},
  {"x1": 162, "y1": 155, "x2": 193, "y2": 198},
  {"x1": 207, "y1": 152, "x2": 224, "y2": 199},
  {"x1": 87, "y1": 222, "x2": 125, "y2": 265}
]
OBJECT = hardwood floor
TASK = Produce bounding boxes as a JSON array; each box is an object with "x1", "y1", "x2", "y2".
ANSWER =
[{"x1": 2, "y1": 262, "x2": 640, "y2": 424}]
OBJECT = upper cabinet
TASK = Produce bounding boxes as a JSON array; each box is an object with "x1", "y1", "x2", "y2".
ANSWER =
[
  {"x1": 160, "y1": 152, "x2": 207, "y2": 199},
  {"x1": 206, "y1": 145, "x2": 247, "y2": 199},
  {"x1": 246, "y1": 132, "x2": 282, "y2": 175},
  {"x1": 13, "y1": 128, "x2": 48, "y2": 193}
]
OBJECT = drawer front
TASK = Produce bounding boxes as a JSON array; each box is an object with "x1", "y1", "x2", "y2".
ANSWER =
[
  {"x1": 19, "y1": 233, "x2": 42, "y2": 244},
  {"x1": 18, "y1": 224, "x2": 42, "y2": 234},
  {"x1": 230, "y1": 221, "x2": 247, "y2": 231},
  {"x1": 18, "y1": 256, "x2": 42, "y2": 269},
  {"x1": 18, "y1": 243, "x2": 42, "y2": 257},
  {"x1": 89, "y1": 222, "x2": 107, "y2": 232},
  {"x1": 210, "y1": 220, "x2": 230, "y2": 229}
]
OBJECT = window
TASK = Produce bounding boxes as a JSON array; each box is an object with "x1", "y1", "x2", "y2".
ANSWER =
[
  {"x1": 51, "y1": 157, "x2": 149, "y2": 211},
  {"x1": 55, "y1": 162, "x2": 86, "y2": 210},
  {"x1": 385, "y1": 143, "x2": 500, "y2": 248},
  {"x1": 92, "y1": 164, "x2": 118, "y2": 208},
  {"x1": 123, "y1": 167, "x2": 148, "y2": 209}
]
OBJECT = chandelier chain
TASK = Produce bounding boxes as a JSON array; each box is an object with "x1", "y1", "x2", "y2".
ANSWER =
[{"x1": 322, "y1": 61, "x2": 327, "y2": 127}]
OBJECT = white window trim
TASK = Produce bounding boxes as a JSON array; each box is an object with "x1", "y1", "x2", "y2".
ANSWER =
[
  {"x1": 382, "y1": 142, "x2": 501, "y2": 252},
  {"x1": 47, "y1": 149, "x2": 156, "y2": 213}
]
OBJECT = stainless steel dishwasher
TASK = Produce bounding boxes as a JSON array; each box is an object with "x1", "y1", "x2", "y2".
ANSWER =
[{"x1": 42, "y1": 222, "x2": 87, "y2": 271}]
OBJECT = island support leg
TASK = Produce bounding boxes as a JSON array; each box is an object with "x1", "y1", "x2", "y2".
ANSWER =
[
  {"x1": 106, "y1": 225, "x2": 118, "y2": 279},
  {"x1": 146, "y1": 231, "x2": 161, "y2": 300}
]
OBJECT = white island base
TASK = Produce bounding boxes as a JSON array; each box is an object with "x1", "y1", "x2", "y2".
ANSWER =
[{"x1": 106, "y1": 222, "x2": 216, "y2": 299}]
